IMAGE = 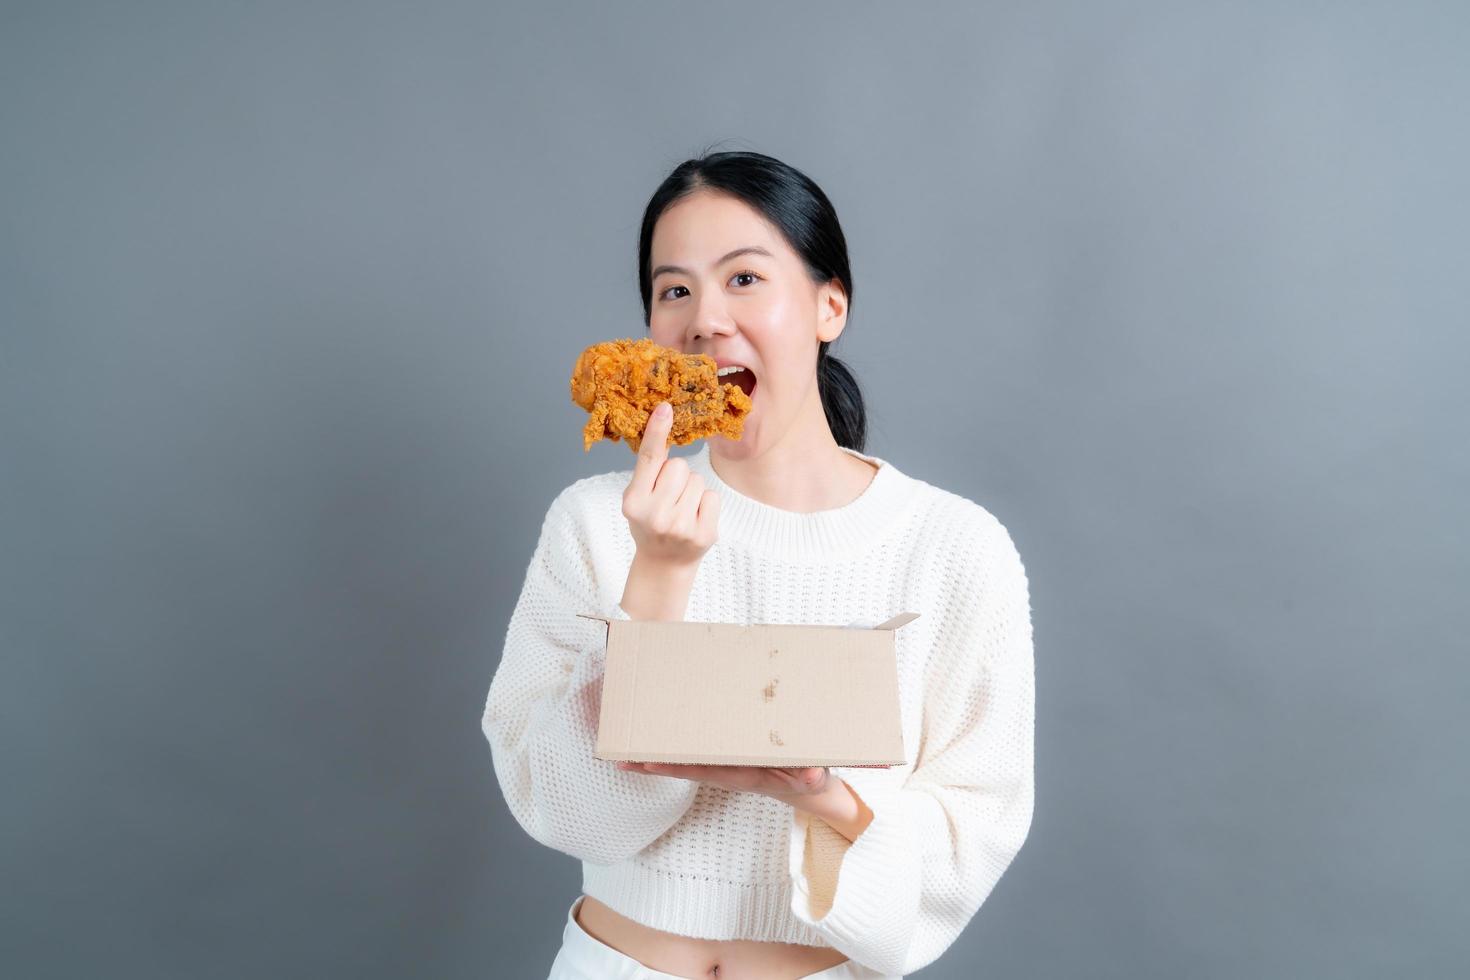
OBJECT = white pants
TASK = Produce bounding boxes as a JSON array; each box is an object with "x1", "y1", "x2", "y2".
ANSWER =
[{"x1": 547, "y1": 895, "x2": 903, "y2": 979}]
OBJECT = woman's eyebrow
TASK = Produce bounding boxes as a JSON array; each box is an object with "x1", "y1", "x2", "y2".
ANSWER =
[{"x1": 651, "y1": 246, "x2": 773, "y2": 281}]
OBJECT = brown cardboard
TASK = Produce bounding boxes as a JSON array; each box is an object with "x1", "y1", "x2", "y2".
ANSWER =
[{"x1": 579, "y1": 613, "x2": 919, "y2": 768}]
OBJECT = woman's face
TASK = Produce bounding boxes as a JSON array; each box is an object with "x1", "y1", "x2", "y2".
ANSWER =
[{"x1": 646, "y1": 189, "x2": 847, "y2": 459}]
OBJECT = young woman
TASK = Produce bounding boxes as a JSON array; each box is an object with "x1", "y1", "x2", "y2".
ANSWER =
[{"x1": 483, "y1": 151, "x2": 1035, "y2": 979}]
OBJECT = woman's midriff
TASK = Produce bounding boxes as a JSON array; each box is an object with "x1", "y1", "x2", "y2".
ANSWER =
[{"x1": 576, "y1": 894, "x2": 850, "y2": 979}]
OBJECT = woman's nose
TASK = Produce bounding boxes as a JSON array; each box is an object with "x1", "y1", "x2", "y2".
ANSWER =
[{"x1": 687, "y1": 294, "x2": 737, "y2": 343}]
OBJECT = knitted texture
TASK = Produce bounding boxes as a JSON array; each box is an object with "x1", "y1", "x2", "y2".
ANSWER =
[{"x1": 482, "y1": 443, "x2": 1034, "y2": 976}]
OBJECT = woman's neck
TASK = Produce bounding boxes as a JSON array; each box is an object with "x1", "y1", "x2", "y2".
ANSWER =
[{"x1": 708, "y1": 397, "x2": 877, "y2": 514}]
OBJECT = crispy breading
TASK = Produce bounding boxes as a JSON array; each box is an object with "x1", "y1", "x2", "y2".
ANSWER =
[{"x1": 570, "y1": 338, "x2": 752, "y2": 453}]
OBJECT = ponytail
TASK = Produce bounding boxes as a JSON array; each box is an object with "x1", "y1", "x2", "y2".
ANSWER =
[{"x1": 816, "y1": 343, "x2": 866, "y2": 453}]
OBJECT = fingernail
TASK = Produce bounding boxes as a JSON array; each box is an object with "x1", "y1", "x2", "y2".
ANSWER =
[{"x1": 656, "y1": 402, "x2": 671, "y2": 419}]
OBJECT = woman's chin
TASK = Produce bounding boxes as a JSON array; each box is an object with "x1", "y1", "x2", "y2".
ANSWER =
[{"x1": 712, "y1": 424, "x2": 759, "y2": 458}]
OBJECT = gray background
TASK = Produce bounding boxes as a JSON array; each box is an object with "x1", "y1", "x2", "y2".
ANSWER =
[{"x1": 2, "y1": 1, "x2": 1466, "y2": 977}]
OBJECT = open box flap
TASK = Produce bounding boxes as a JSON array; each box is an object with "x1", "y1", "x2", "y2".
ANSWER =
[{"x1": 871, "y1": 612, "x2": 920, "y2": 631}]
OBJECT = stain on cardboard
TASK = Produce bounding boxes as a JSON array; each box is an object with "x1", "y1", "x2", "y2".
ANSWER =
[
  {"x1": 769, "y1": 730, "x2": 784, "y2": 746},
  {"x1": 762, "y1": 677, "x2": 780, "y2": 701},
  {"x1": 769, "y1": 647, "x2": 779, "y2": 658}
]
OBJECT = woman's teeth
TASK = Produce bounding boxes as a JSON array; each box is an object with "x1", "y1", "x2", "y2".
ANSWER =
[{"x1": 717, "y1": 366, "x2": 757, "y2": 398}]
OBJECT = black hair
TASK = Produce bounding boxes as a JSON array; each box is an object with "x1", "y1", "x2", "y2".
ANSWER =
[{"x1": 636, "y1": 149, "x2": 867, "y2": 453}]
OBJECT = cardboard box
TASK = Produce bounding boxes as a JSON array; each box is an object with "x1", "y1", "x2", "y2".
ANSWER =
[{"x1": 579, "y1": 612, "x2": 919, "y2": 768}]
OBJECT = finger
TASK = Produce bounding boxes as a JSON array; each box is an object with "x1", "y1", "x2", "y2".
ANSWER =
[
  {"x1": 673, "y1": 472, "x2": 705, "y2": 524},
  {"x1": 649, "y1": 454, "x2": 689, "y2": 510},
  {"x1": 772, "y1": 767, "x2": 819, "y2": 784},
  {"x1": 653, "y1": 762, "x2": 713, "y2": 782},
  {"x1": 628, "y1": 402, "x2": 673, "y2": 497},
  {"x1": 776, "y1": 768, "x2": 810, "y2": 788},
  {"x1": 695, "y1": 489, "x2": 720, "y2": 540}
]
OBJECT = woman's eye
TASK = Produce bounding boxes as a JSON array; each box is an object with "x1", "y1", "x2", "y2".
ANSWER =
[{"x1": 657, "y1": 272, "x2": 758, "y2": 302}]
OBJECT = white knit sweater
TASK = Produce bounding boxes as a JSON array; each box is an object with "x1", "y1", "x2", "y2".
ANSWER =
[{"x1": 482, "y1": 442, "x2": 1034, "y2": 976}]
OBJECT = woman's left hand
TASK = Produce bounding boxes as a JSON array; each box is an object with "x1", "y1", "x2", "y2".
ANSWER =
[
  {"x1": 620, "y1": 759, "x2": 875, "y2": 840},
  {"x1": 616, "y1": 760, "x2": 830, "y2": 804}
]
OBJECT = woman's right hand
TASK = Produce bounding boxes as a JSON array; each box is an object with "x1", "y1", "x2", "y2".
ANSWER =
[
  {"x1": 619, "y1": 402, "x2": 720, "y2": 620},
  {"x1": 623, "y1": 401, "x2": 721, "y2": 566}
]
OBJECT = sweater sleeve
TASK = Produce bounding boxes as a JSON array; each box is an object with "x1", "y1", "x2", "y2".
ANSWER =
[
  {"x1": 481, "y1": 490, "x2": 701, "y2": 865},
  {"x1": 786, "y1": 518, "x2": 1035, "y2": 975}
]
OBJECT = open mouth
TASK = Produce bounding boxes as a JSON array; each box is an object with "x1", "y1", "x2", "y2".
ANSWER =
[{"x1": 717, "y1": 366, "x2": 757, "y2": 400}]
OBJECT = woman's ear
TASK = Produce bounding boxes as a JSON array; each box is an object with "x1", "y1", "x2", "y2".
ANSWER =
[{"x1": 815, "y1": 278, "x2": 849, "y2": 343}]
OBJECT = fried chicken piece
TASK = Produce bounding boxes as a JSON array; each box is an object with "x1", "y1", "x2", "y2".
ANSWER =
[{"x1": 570, "y1": 338, "x2": 752, "y2": 453}]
